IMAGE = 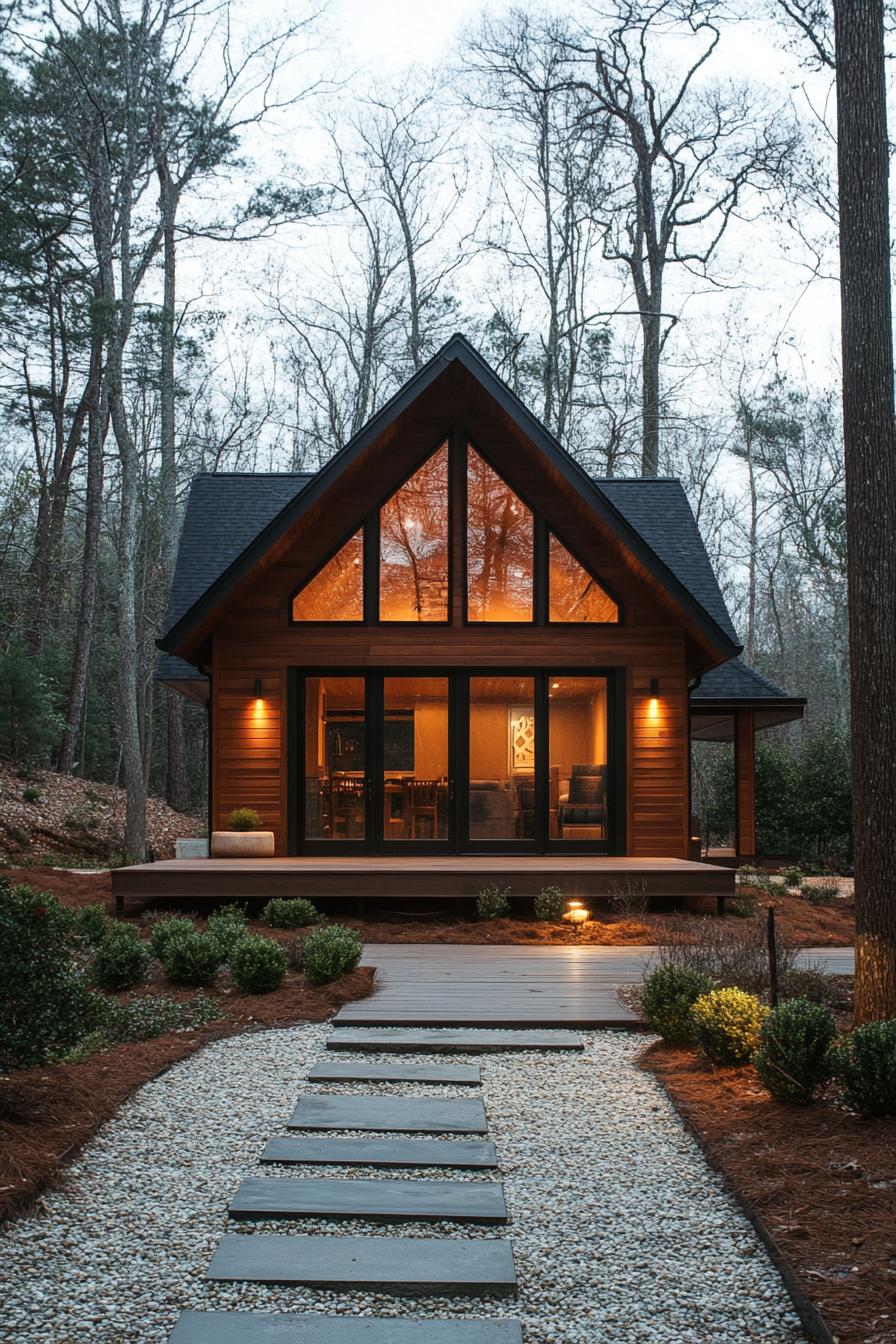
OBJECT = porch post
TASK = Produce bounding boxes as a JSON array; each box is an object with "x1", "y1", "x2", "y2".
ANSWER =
[{"x1": 734, "y1": 707, "x2": 756, "y2": 859}]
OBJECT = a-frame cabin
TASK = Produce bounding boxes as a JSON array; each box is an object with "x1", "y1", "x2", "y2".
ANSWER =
[{"x1": 113, "y1": 336, "x2": 803, "y2": 911}]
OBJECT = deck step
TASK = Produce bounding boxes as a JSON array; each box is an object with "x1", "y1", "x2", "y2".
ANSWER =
[
  {"x1": 206, "y1": 1233, "x2": 518, "y2": 1293},
  {"x1": 328, "y1": 1028, "x2": 584, "y2": 1053},
  {"x1": 261, "y1": 1136, "x2": 499, "y2": 1169},
  {"x1": 308, "y1": 1061, "x2": 481, "y2": 1085},
  {"x1": 168, "y1": 1312, "x2": 524, "y2": 1343},
  {"x1": 228, "y1": 1175, "x2": 507, "y2": 1224},
  {"x1": 288, "y1": 1095, "x2": 488, "y2": 1135}
]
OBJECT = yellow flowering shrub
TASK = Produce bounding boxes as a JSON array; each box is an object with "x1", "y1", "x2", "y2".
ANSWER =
[{"x1": 691, "y1": 987, "x2": 769, "y2": 1065}]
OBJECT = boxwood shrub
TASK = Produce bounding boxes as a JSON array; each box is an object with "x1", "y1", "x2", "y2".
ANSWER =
[
  {"x1": 0, "y1": 881, "x2": 98, "y2": 1068},
  {"x1": 92, "y1": 927, "x2": 151, "y2": 992},
  {"x1": 476, "y1": 884, "x2": 510, "y2": 920},
  {"x1": 262, "y1": 897, "x2": 319, "y2": 928},
  {"x1": 75, "y1": 903, "x2": 110, "y2": 946},
  {"x1": 299, "y1": 924, "x2": 362, "y2": 985},
  {"x1": 754, "y1": 998, "x2": 836, "y2": 1104},
  {"x1": 831, "y1": 1019, "x2": 896, "y2": 1117},
  {"x1": 161, "y1": 931, "x2": 222, "y2": 987},
  {"x1": 149, "y1": 915, "x2": 197, "y2": 960},
  {"x1": 229, "y1": 934, "x2": 287, "y2": 993},
  {"x1": 206, "y1": 905, "x2": 248, "y2": 957},
  {"x1": 691, "y1": 987, "x2": 769, "y2": 1065},
  {"x1": 533, "y1": 886, "x2": 565, "y2": 921},
  {"x1": 641, "y1": 965, "x2": 714, "y2": 1045}
]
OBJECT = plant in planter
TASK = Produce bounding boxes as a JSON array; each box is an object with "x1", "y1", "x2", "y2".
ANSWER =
[{"x1": 210, "y1": 806, "x2": 274, "y2": 858}]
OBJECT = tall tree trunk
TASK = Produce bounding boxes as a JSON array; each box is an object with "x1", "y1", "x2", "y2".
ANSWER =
[
  {"x1": 834, "y1": 0, "x2": 896, "y2": 1021},
  {"x1": 640, "y1": 305, "x2": 661, "y2": 477},
  {"x1": 157, "y1": 174, "x2": 188, "y2": 809},
  {"x1": 58, "y1": 306, "x2": 105, "y2": 774}
]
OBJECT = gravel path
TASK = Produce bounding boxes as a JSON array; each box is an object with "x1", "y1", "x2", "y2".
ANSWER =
[{"x1": 0, "y1": 1025, "x2": 804, "y2": 1344}]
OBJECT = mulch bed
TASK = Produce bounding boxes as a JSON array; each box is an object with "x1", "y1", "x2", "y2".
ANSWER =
[
  {"x1": 3, "y1": 868, "x2": 855, "y2": 948},
  {"x1": 644, "y1": 1044, "x2": 896, "y2": 1344},
  {"x1": 0, "y1": 965, "x2": 375, "y2": 1226}
]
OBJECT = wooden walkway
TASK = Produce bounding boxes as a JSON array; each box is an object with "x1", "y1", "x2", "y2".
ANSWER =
[{"x1": 334, "y1": 944, "x2": 855, "y2": 1028}]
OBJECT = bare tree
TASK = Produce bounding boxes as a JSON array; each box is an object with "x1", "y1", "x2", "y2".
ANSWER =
[
  {"x1": 566, "y1": 0, "x2": 797, "y2": 474},
  {"x1": 833, "y1": 0, "x2": 896, "y2": 1021}
]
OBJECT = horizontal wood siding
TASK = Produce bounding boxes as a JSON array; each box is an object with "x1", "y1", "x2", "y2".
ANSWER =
[{"x1": 629, "y1": 653, "x2": 689, "y2": 859}]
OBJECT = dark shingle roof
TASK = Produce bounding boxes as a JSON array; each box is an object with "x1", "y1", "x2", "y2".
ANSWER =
[
  {"x1": 161, "y1": 473, "x2": 313, "y2": 636},
  {"x1": 595, "y1": 478, "x2": 738, "y2": 645},
  {"x1": 691, "y1": 658, "x2": 801, "y2": 703},
  {"x1": 160, "y1": 470, "x2": 739, "y2": 648}
]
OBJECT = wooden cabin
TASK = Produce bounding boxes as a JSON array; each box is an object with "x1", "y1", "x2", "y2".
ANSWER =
[{"x1": 115, "y1": 336, "x2": 803, "y2": 911}]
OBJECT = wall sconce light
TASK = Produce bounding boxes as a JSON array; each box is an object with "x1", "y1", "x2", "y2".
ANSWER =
[
  {"x1": 253, "y1": 678, "x2": 263, "y2": 698},
  {"x1": 649, "y1": 677, "x2": 660, "y2": 697}
]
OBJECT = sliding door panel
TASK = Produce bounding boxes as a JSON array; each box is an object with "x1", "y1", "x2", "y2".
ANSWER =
[
  {"x1": 303, "y1": 675, "x2": 367, "y2": 844},
  {"x1": 382, "y1": 677, "x2": 449, "y2": 844},
  {"x1": 467, "y1": 676, "x2": 535, "y2": 845}
]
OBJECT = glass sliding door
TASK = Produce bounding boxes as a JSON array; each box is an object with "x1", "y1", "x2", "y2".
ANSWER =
[
  {"x1": 382, "y1": 677, "x2": 449, "y2": 843},
  {"x1": 303, "y1": 675, "x2": 367, "y2": 842},
  {"x1": 468, "y1": 676, "x2": 535, "y2": 842},
  {"x1": 548, "y1": 676, "x2": 609, "y2": 843}
]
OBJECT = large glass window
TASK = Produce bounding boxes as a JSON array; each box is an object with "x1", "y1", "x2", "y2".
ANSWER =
[
  {"x1": 466, "y1": 445, "x2": 533, "y2": 621},
  {"x1": 380, "y1": 443, "x2": 450, "y2": 621},
  {"x1": 468, "y1": 676, "x2": 535, "y2": 840},
  {"x1": 549, "y1": 676, "x2": 608, "y2": 841},
  {"x1": 382, "y1": 677, "x2": 449, "y2": 841},
  {"x1": 293, "y1": 530, "x2": 363, "y2": 622},
  {"x1": 304, "y1": 676, "x2": 366, "y2": 840},
  {"x1": 549, "y1": 533, "x2": 619, "y2": 623}
]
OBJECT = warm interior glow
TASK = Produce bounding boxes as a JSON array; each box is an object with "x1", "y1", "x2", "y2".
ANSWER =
[
  {"x1": 380, "y1": 443, "x2": 449, "y2": 621},
  {"x1": 469, "y1": 675, "x2": 535, "y2": 840},
  {"x1": 467, "y1": 444, "x2": 533, "y2": 621},
  {"x1": 549, "y1": 677, "x2": 608, "y2": 842},
  {"x1": 548, "y1": 533, "x2": 618, "y2": 623},
  {"x1": 292, "y1": 529, "x2": 364, "y2": 621}
]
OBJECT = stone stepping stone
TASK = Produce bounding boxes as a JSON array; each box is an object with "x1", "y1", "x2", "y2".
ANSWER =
[
  {"x1": 308, "y1": 1061, "x2": 481, "y2": 1085},
  {"x1": 288, "y1": 1095, "x2": 488, "y2": 1134},
  {"x1": 260, "y1": 1136, "x2": 499, "y2": 1169},
  {"x1": 169, "y1": 1310, "x2": 523, "y2": 1342},
  {"x1": 206, "y1": 1233, "x2": 518, "y2": 1293},
  {"x1": 328, "y1": 1029, "x2": 583, "y2": 1053},
  {"x1": 228, "y1": 1175, "x2": 507, "y2": 1224}
]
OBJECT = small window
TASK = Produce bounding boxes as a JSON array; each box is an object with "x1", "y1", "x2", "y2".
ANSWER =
[
  {"x1": 467, "y1": 444, "x2": 533, "y2": 621},
  {"x1": 292, "y1": 529, "x2": 364, "y2": 621},
  {"x1": 549, "y1": 533, "x2": 618, "y2": 623},
  {"x1": 380, "y1": 442, "x2": 449, "y2": 621}
]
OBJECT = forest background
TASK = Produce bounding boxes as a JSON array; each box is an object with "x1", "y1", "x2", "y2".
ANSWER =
[{"x1": 0, "y1": 0, "x2": 856, "y2": 864}]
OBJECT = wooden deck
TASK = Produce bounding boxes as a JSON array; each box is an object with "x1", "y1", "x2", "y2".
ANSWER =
[
  {"x1": 111, "y1": 854, "x2": 733, "y2": 915},
  {"x1": 335, "y1": 944, "x2": 855, "y2": 1029}
]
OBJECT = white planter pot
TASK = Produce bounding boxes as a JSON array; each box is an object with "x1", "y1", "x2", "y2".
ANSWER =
[
  {"x1": 176, "y1": 838, "x2": 210, "y2": 859},
  {"x1": 210, "y1": 830, "x2": 275, "y2": 858}
]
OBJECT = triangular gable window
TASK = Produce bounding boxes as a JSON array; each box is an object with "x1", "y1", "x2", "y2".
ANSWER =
[
  {"x1": 466, "y1": 444, "x2": 534, "y2": 622},
  {"x1": 549, "y1": 532, "x2": 619, "y2": 623},
  {"x1": 380, "y1": 441, "x2": 449, "y2": 621},
  {"x1": 292, "y1": 528, "x2": 364, "y2": 622}
]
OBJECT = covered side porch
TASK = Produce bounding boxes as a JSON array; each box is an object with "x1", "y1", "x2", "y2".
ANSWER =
[{"x1": 110, "y1": 853, "x2": 732, "y2": 917}]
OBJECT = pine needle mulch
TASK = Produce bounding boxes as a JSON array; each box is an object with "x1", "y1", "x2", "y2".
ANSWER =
[
  {"x1": 644, "y1": 1043, "x2": 896, "y2": 1344},
  {"x1": 0, "y1": 965, "x2": 374, "y2": 1227}
]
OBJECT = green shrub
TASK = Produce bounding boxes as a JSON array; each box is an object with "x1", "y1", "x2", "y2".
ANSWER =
[
  {"x1": 803, "y1": 881, "x2": 840, "y2": 906},
  {"x1": 533, "y1": 886, "x2": 565, "y2": 921},
  {"x1": 299, "y1": 924, "x2": 363, "y2": 985},
  {"x1": 101, "y1": 991, "x2": 220, "y2": 1042},
  {"x1": 161, "y1": 931, "x2": 222, "y2": 987},
  {"x1": 148, "y1": 915, "x2": 196, "y2": 960},
  {"x1": 780, "y1": 866, "x2": 804, "y2": 889},
  {"x1": 22, "y1": 786, "x2": 40, "y2": 803},
  {"x1": 229, "y1": 934, "x2": 287, "y2": 993},
  {"x1": 206, "y1": 905, "x2": 248, "y2": 957},
  {"x1": 831, "y1": 1019, "x2": 896, "y2": 1118},
  {"x1": 641, "y1": 965, "x2": 714, "y2": 1045},
  {"x1": 92, "y1": 928, "x2": 150, "y2": 991},
  {"x1": 476, "y1": 883, "x2": 510, "y2": 920},
  {"x1": 755, "y1": 998, "x2": 836, "y2": 1104},
  {"x1": 262, "y1": 897, "x2": 319, "y2": 928},
  {"x1": 0, "y1": 881, "x2": 98, "y2": 1068},
  {"x1": 75, "y1": 903, "x2": 110, "y2": 946},
  {"x1": 227, "y1": 807, "x2": 262, "y2": 831},
  {"x1": 692, "y1": 987, "x2": 769, "y2": 1065}
]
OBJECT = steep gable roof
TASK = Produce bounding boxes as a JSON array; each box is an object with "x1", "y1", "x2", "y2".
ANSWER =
[{"x1": 158, "y1": 334, "x2": 741, "y2": 659}]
